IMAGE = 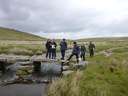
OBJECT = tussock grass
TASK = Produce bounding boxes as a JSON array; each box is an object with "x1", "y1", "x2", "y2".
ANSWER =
[
  {"x1": 0, "y1": 44, "x2": 44, "y2": 55},
  {"x1": 48, "y1": 71, "x2": 82, "y2": 96}
]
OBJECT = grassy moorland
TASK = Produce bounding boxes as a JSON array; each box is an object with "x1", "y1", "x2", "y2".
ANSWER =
[
  {"x1": 0, "y1": 27, "x2": 46, "y2": 55},
  {"x1": 0, "y1": 27, "x2": 44, "y2": 41},
  {"x1": 48, "y1": 38, "x2": 128, "y2": 96},
  {"x1": 0, "y1": 27, "x2": 73, "y2": 55}
]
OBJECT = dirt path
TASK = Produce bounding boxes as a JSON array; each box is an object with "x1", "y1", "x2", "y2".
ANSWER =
[{"x1": 96, "y1": 46, "x2": 128, "y2": 57}]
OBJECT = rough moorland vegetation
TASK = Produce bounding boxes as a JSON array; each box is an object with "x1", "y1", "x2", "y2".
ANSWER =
[{"x1": 48, "y1": 39, "x2": 128, "y2": 96}]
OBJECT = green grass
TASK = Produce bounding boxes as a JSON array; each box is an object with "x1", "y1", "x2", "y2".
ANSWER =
[
  {"x1": 0, "y1": 44, "x2": 43, "y2": 55},
  {"x1": 78, "y1": 37, "x2": 128, "y2": 42},
  {"x1": 0, "y1": 41, "x2": 62, "y2": 55},
  {"x1": 48, "y1": 53, "x2": 128, "y2": 96},
  {"x1": 0, "y1": 27, "x2": 45, "y2": 41},
  {"x1": 78, "y1": 38, "x2": 128, "y2": 52},
  {"x1": 48, "y1": 39, "x2": 128, "y2": 96},
  {"x1": 112, "y1": 47, "x2": 128, "y2": 53},
  {"x1": 0, "y1": 27, "x2": 46, "y2": 55}
]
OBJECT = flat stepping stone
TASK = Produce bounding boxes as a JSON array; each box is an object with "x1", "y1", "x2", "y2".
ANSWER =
[
  {"x1": 30, "y1": 55, "x2": 44, "y2": 62},
  {"x1": 40, "y1": 64, "x2": 61, "y2": 75},
  {"x1": 30, "y1": 55, "x2": 58, "y2": 62},
  {"x1": 62, "y1": 70, "x2": 74, "y2": 76},
  {"x1": 73, "y1": 61, "x2": 88, "y2": 70},
  {"x1": 62, "y1": 66, "x2": 70, "y2": 71},
  {"x1": 16, "y1": 61, "x2": 32, "y2": 66}
]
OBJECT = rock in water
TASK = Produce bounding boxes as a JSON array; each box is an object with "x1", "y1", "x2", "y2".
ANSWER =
[
  {"x1": 6, "y1": 63, "x2": 22, "y2": 72},
  {"x1": 62, "y1": 66, "x2": 70, "y2": 71},
  {"x1": 73, "y1": 61, "x2": 88, "y2": 70},
  {"x1": 62, "y1": 70, "x2": 74, "y2": 76},
  {"x1": 40, "y1": 63, "x2": 62, "y2": 75}
]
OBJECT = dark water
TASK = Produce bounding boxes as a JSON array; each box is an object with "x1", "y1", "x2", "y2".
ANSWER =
[
  {"x1": 0, "y1": 71, "x2": 48, "y2": 96},
  {"x1": 0, "y1": 84, "x2": 47, "y2": 96}
]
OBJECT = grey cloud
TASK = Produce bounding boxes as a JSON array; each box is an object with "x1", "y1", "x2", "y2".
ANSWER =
[
  {"x1": 0, "y1": 0, "x2": 128, "y2": 39},
  {"x1": 0, "y1": 0, "x2": 98, "y2": 33}
]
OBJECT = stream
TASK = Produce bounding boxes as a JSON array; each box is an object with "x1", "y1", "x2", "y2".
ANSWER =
[
  {"x1": 0, "y1": 51, "x2": 87, "y2": 96},
  {"x1": 0, "y1": 60, "x2": 61, "y2": 96}
]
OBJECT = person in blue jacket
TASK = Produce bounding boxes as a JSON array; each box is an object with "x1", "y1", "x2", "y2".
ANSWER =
[
  {"x1": 60, "y1": 39, "x2": 67, "y2": 60},
  {"x1": 67, "y1": 42, "x2": 80, "y2": 63}
]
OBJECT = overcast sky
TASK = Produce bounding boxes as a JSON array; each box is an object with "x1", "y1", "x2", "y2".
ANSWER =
[{"x1": 0, "y1": 0, "x2": 128, "y2": 39}]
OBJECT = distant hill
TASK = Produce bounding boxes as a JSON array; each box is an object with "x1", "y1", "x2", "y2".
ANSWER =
[
  {"x1": 0, "y1": 27, "x2": 45, "y2": 41},
  {"x1": 77, "y1": 37, "x2": 128, "y2": 42}
]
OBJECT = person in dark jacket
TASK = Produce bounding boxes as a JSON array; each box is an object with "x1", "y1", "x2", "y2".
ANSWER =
[
  {"x1": 80, "y1": 44, "x2": 86, "y2": 61},
  {"x1": 67, "y1": 42, "x2": 80, "y2": 63},
  {"x1": 51, "y1": 39, "x2": 57, "y2": 59},
  {"x1": 45, "y1": 39, "x2": 51, "y2": 59},
  {"x1": 60, "y1": 39, "x2": 67, "y2": 60},
  {"x1": 88, "y1": 41, "x2": 95, "y2": 57}
]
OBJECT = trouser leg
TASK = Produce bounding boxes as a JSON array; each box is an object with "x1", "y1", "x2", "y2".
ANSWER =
[
  {"x1": 81, "y1": 53, "x2": 85, "y2": 61},
  {"x1": 90, "y1": 50, "x2": 92, "y2": 57},
  {"x1": 92, "y1": 50, "x2": 94, "y2": 56},
  {"x1": 46, "y1": 49, "x2": 48, "y2": 58},
  {"x1": 63, "y1": 50, "x2": 65, "y2": 59},
  {"x1": 83, "y1": 54, "x2": 85, "y2": 61},
  {"x1": 52, "y1": 49, "x2": 56, "y2": 59},
  {"x1": 54, "y1": 49, "x2": 56, "y2": 59},
  {"x1": 48, "y1": 49, "x2": 51, "y2": 59},
  {"x1": 61, "y1": 50, "x2": 65, "y2": 60},
  {"x1": 75, "y1": 54, "x2": 79, "y2": 63},
  {"x1": 80, "y1": 54, "x2": 82, "y2": 58},
  {"x1": 51, "y1": 49, "x2": 54, "y2": 59},
  {"x1": 68, "y1": 54, "x2": 74, "y2": 61},
  {"x1": 90, "y1": 50, "x2": 94, "y2": 57}
]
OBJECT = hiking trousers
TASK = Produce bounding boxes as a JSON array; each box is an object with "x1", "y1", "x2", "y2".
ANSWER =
[
  {"x1": 68, "y1": 53, "x2": 79, "y2": 63},
  {"x1": 81, "y1": 53, "x2": 85, "y2": 61},
  {"x1": 89, "y1": 49, "x2": 94, "y2": 57},
  {"x1": 46, "y1": 49, "x2": 51, "y2": 59},
  {"x1": 61, "y1": 50, "x2": 66, "y2": 60},
  {"x1": 51, "y1": 49, "x2": 56, "y2": 59}
]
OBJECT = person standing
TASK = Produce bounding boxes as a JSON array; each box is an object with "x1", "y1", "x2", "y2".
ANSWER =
[
  {"x1": 60, "y1": 39, "x2": 67, "y2": 60},
  {"x1": 80, "y1": 44, "x2": 86, "y2": 61},
  {"x1": 51, "y1": 39, "x2": 57, "y2": 59},
  {"x1": 67, "y1": 42, "x2": 80, "y2": 63},
  {"x1": 45, "y1": 39, "x2": 51, "y2": 59},
  {"x1": 88, "y1": 41, "x2": 95, "y2": 57}
]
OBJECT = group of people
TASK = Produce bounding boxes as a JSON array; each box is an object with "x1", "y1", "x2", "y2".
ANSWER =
[
  {"x1": 45, "y1": 39, "x2": 95, "y2": 63},
  {"x1": 45, "y1": 39, "x2": 57, "y2": 59}
]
